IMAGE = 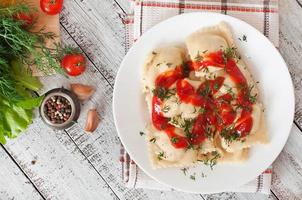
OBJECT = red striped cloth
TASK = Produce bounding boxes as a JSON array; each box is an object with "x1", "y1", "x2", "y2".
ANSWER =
[{"x1": 121, "y1": 0, "x2": 276, "y2": 194}]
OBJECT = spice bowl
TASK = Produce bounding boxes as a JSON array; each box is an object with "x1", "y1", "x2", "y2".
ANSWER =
[{"x1": 39, "y1": 88, "x2": 81, "y2": 130}]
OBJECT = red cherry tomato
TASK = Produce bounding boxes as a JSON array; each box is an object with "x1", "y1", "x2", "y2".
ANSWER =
[
  {"x1": 40, "y1": 0, "x2": 63, "y2": 15},
  {"x1": 61, "y1": 54, "x2": 86, "y2": 76},
  {"x1": 13, "y1": 12, "x2": 34, "y2": 28}
]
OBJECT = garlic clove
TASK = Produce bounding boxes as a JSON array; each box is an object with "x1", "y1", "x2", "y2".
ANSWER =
[
  {"x1": 85, "y1": 109, "x2": 100, "y2": 133},
  {"x1": 70, "y1": 83, "x2": 95, "y2": 100}
]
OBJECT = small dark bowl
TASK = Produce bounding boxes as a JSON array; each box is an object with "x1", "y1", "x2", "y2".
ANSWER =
[{"x1": 39, "y1": 88, "x2": 81, "y2": 130}]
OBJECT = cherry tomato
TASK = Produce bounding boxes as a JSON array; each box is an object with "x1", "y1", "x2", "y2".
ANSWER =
[
  {"x1": 40, "y1": 0, "x2": 63, "y2": 15},
  {"x1": 13, "y1": 12, "x2": 34, "y2": 28},
  {"x1": 61, "y1": 54, "x2": 86, "y2": 76}
]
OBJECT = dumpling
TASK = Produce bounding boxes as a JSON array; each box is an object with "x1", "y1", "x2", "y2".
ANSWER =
[{"x1": 142, "y1": 47, "x2": 186, "y2": 91}]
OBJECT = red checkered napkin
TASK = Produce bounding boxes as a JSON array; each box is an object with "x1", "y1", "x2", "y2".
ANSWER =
[{"x1": 121, "y1": 0, "x2": 277, "y2": 194}]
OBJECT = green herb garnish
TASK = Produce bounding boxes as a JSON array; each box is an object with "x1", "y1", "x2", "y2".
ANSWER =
[
  {"x1": 195, "y1": 51, "x2": 203, "y2": 62},
  {"x1": 242, "y1": 35, "x2": 247, "y2": 42},
  {"x1": 181, "y1": 167, "x2": 188, "y2": 175},
  {"x1": 171, "y1": 137, "x2": 179, "y2": 144},
  {"x1": 220, "y1": 125, "x2": 240, "y2": 144},
  {"x1": 152, "y1": 87, "x2": 176, "y2": 100},
  {"x1": 205, "y1": 125, "x2": 212, "y2": 139},
  {"x1": 181, "y1": 118, "x2": 195, "y2": 135},
  {"x1": 157, "y1": 151, "x2": 165, "y2": 160},
  {"x1": 186, "y1": 143, "x2": 195, "y2": 150},
  {"x1": 202, "y1": 151, "x2": 221, "y2": 170},
  {"x1": 139, "y1": 131, "x2": 145, "y2": 136},
  {"x1": 190, "y1": 174, "x2": 196, "y2": 180},
  {"x1": 169, "y1": 116, "x2": 179, "y2": 126},
  {"x1": 199, "y1": 107, "x2": 206, "y2": 114},
  {"x1": 149, "y1": 137, "x2": 156, "y2": 143},
  {"x1": 0, "y1": 4, "x2": 79, "y2": 74},
  {"x1": 222, "y1": 47, "x2": 237, "y2": 63},
  {"x1": 162, "y1": 105, "x2": 170, "y2": 113},
  {"x1": 166, "y1": 62, "x2": 173, "y2": 67},
  {"x1": 199, "y1": 81, "x2": 211, "y2": 97}
]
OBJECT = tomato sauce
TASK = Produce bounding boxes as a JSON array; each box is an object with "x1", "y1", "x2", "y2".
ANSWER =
[
  {"x1": 151, "y1": 50, "x2": 254, "y2": 149},
  {"x1": 152, "y1": 96, "x2": 189, "y2": 148}
]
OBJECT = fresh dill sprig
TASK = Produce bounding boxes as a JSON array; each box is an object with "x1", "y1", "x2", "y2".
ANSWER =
[
  {"x1": 152, "y1": 87, "x2": 176, "y2": 100},
  {"x1": 0, "y1": 3, "x2": 32, "y2": 17},
  {"x1": 157, "y1": 151, "x2": 165, "y2": 160},
  {"x1": 0, "y1": 4, "x2": 79, "y2": 74},
  {"x1": 220, "y1": 125, "x2": 240, "y2": 144},
  {"x1": 181, "y1": 167, "x2": 188, "y2": 175}
]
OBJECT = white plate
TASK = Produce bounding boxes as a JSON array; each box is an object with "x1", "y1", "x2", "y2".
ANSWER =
[{"x1": 113, "y1": 12, "x2": 294, "y2": 194}]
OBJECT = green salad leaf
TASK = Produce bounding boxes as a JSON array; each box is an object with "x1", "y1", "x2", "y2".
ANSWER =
[{"x1": 0, "y1": 59, "x2": 43, "y2": 144}]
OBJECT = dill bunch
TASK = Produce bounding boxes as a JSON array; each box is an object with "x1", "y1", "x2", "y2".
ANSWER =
[
  {"x1": 0, "y1": 3, "x2": 75, "y2": 74},
  {"x1": 0, "y1": 2, "x2": 31, "y2": 17},
  {"x1": 0, "y1": 59, "x2": 22, "y2": 101},
  {"x1": 0, "y1": 16, "x2": 62, "y2": 74}
]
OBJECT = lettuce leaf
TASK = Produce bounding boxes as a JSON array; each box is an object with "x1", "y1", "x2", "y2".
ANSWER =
[
  {"x1": 0, "y1": 95, "x2": 43, "y2": 144},
  {"x1": 0, "y1": 60, "x2": 44, "y2": 144}
]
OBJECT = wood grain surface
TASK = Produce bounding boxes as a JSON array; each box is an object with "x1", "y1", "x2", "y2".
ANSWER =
[{"x1": 0, "y1": 0, "x2": 302, "y2": 199}]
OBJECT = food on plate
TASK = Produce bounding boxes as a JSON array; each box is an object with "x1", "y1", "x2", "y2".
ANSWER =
[
  {"x1": 142, "y1": 22, "x2": 268, "y2": 169},
  {"x1": 61, "y1": 53, "x2": 86, "y2": 76},
  {"x1": 85, "y1": 109, "x2": 100, "y2": 133},
  {"x1": 70, "y1": 83, "x2": 95, "y2": 100},
  {"x1": 40, "y1": 0, "x2": 63, "y2": 15}
]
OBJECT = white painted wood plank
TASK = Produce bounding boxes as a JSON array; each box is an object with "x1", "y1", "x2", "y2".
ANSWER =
[
  {"x1": 3, "y1": 117, "x2": 117, "y2": 200},
  {"x1": 279, "y1": 0, "x2": 302, "y2": 128},
  {"x1": 59, "y1": 0, "x2": 126, "y2": 86},
  {"x1": 271, "y1": 124, "x2": 302, "y2": 199},
  {"x1": 0, "y1": 146, "x2": 43, "y2": 200}
]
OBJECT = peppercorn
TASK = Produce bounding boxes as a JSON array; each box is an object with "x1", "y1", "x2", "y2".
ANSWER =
[{"x1": 44, "y1": 95, "x2": 72, "y2": 124}]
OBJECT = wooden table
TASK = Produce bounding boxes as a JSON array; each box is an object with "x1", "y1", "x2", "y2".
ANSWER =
[{"x1": 1, "y1": 0, "x2": 302, "y2": 199}]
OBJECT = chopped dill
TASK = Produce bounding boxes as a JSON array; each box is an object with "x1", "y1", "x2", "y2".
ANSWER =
[
  {"x1": 171, "y1": 137, "x2": 179, "y2": 144},
  {"x1": 195, "y1": 51, "x2": 203, "y2": 62},
  {"x1": 181, "y1": 167, "x2": 188, "y2": 175},
  {"x1": 202, "y1": 151, "x2": 221, "y2": 170},
  {"x1": 152, "y1": 87, "x2": 176, "y2": 100},
  {"x1": 157, "y1": 151, "x2": 165, "y2": 160},
  {"x1": 190, "y1": 173, "x2": 196, "y2": 180},
  {"x1": 162, "y1": 105, "x2": 170, "y2": 113}
]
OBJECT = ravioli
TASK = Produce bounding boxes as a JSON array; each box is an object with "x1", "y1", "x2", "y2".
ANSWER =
[{"x1": 142, "y1": 22, "x2": 268, "y2": 169}]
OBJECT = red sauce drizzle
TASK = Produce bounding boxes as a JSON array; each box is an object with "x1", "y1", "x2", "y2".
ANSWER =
[
  {"x1": 151, "y1": 50, "x2": 255, "y2": 149},
  {"x1": 155, "y1": 67, "x2": 183, "y2": 88},
  {"x1": 152, "y1": 96, "x2": 189, "y2": 148}
]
